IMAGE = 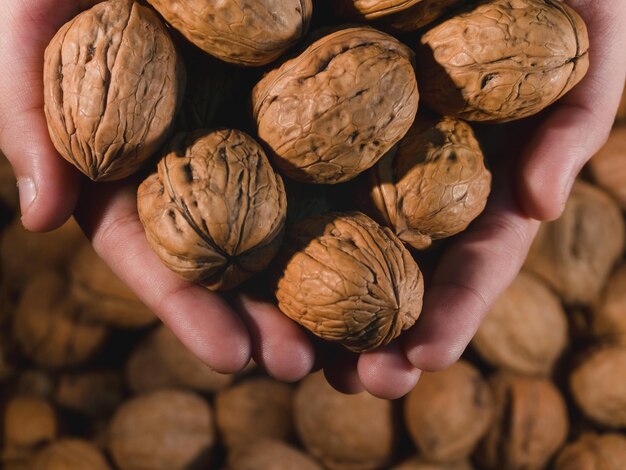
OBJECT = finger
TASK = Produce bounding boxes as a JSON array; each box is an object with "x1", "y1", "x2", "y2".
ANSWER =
[
  {"x1": 322, "y1": 346, "x2": 364, "y2": 395},
  {"x1": 230, "y1": 294, "x2": 316, "y2": 382},
  {"x1": 0, "y1": 0, "x2": 82, "y2": 231},
  {"x1": 75, "y1": 182, "x2": 251, "y2": 374},
  {"x1": 357, "y1": 343, "x2": 421, "y2": 399},
  {"x1": 519, "y1": 0, "x2": 626, "y2": 221}
]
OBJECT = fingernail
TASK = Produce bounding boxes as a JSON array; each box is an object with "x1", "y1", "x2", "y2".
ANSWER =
[{"x1": 17, "y1": 178, "x2": 37, "y2": 216}]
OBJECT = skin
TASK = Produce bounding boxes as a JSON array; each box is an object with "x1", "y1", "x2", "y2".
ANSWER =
[{"x1": 1, "y1": 0, "x2": 624, "y2": 399}]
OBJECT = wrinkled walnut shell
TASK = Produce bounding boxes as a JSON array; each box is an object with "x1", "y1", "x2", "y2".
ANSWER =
[
  {"x1": 363, "y1": 115, "x2": 490, "y2": 249},
  {"x1": 276, "y1": 212, "x2": 423, "y2": 352},
  {"x1": 54, "y1": 371, "x2": 123, "y2": 419},
  {"x1": 417, "y1": 0, "x2": 589, "y2": 122},
  {"x1": 138, "y1": 129, "x2": 287, "y2": 291},
  {"x1": 393, "y1": 458, "x2": 474, "y2": 470},
  {"x1": 554, "y1": 433, "x2": 626, "y2": 470},
  {"x1": 588, "y1": 126, "x2": 626, "y2": 210},
  {"x1": 4, "y1": 397, "x2": 57, "y2": 450},
  {"x1": 31, "y1": 440, "x2": 111, "y2": 470},
  {"x1": 253, "y1": 26, "x2": 419, "y2": 184},
  {"x1": 146, "y1": 0, "x2": 312, "y2": 66},
  {"x1": 592, "y1": 263, "x2": 626, "y2": 342},
  {"x1": 44, "y1": 0, "x2": 185, "y2": 181},
  {"x1": 228, "y1": 439, "x2": 322, "y2": 470}
]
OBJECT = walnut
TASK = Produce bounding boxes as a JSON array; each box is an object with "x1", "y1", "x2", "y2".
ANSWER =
[
  {"x1": 472, "y1": 271, "x2": 568, "y2": 375},
  {"x1": 227, "y1": 439, "x2": 322, "y2": 470},
  {"x1": 108, "y1": 389, "x2": 215, "y2": 470},
  {"x1": 54, "y1": 371, "x2": 123, "y2": 418},
  {"x1": 393, "y1": 458, "x2": 474, "y2": 470},
  {"x1": 43, "y1": 0, "x2": 185, "y2": 181},
  {"x1": 404, "y1": 361, "x2": 494, "y2": 463},
  {"x1": 570, "y1": 345, "x2": 626, "y2": 428},
  {"x1": 3, "y1": 397, "x2": 57, "y2": 449},
  {"x1": 554, "y1": 433, "x2": 626, "y2": 470},
  {"x1": 362, "y1": 115, "x2": 491, "y2": 250},
  {"x1": 215, "y1": 377, "x2": 294, "y2": 450},
  {"x1": 294, "y1": 372, "x2": 396, "y2": 470},
  {"x1": 31, "y1": 440, "x2": 111, "y2": 470},
  {"x1": 524, "y1": 181, "x2": 625, "y2": 306},
  {"x1": 417, "y1": 0, "x2": 589, "y2": 122},
  {"x1": 593, "y1": 263, "x2": 626, "y2": 343},
  {"x1": 146, "y1": 0, "x2": 312, "y2": 66},
  {"x1": 137, "y1": 129, "x2": 287, "y2": 291},
  {"x1": 69, "y1": 244, "x2": 156, "y2": 328},
  {"x1": 253, "y1": 26, "x2": 419, "y2": 184},
  {"x1": 275, "y1": 212, "x2": 423, "y2": 352},
  {"x1": 15, "y1": 370, "x2": 55, "y2": 400},
  {"x1": 588, "y1": 126, "x2": 626, "y2": 210},
  {"x1": 477, "y1": 373, "x2": 569, "y2": 470},
  {"x1": 13, "y1": 272, "x2": 108, "y2": 369}
]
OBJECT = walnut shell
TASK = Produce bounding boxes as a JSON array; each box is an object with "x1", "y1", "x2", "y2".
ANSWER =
[
  {"x1": 588, "y1": 126, "x2": 626, "y2": 210},
  {"x1": 570, "y1": 345, "x2": 626, "y2": 428},
  {"x1": 31, "y1": 440, "x2": 111, "y2": 470},
  {"x1": 393, "y1": 458, "x2": 474, "y2": 470},
  {"x1": 363, "y1": 115, "x2": 490, "y2": 249},
  {"x1": 417, "y1": 0, "x2": 589, "y2": 122},
  {"x1": 253, "y1": 26, "x2": 419, "y2": 184},
  {"x1": 276, "y1": 212, "x2": 424, "y2": 352},
  {"x1": 404, "y1": 361, "x2": 494, "y2": 462},
  {"x1": 54, "y1": 371, "x2": 123, "y2": 418},
  {"x1": 108, "y1": 389, "x2": 215, "y2": 470},
  {"x1": 477, "y1": 373, "x2": 569, "y2": 470},
  {"x1": 216, "y1": 377, "x2": 294, "y2": 450},
  {"x1": 472, "y1": 271, "x2": 568, "y2": 375},
  {"x1": 524, "y1": 181, "x2": 625, "y2": 305},
  {"x1": 228, "y1": 439, "x2": 322, "y2": 470},
  {"x1": 334, "y1": 0, "x2": 423, "y2": 19},
  {"x1": 294, "y1": 372, "x2": 396, "y2": 470},
  {"x1": 43, "y1": 0, "x2": 185, "y2": 181},
  {"x1": 593, "y1": 263, "x2": 626, "y2": 343},
  {"x1": 4, "y1": 397, "x2": 57, "y2": 450},
  {"x1": 137, "y1": 129, "x2": 287, "y2": 291},
  {"x1": 554, "y1": 433, "x2": 626, "y2": 470}
]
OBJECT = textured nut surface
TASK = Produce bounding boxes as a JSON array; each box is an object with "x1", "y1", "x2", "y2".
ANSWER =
[
  {"x1": 417, "y1": 0, "x2": 589, "y2": 121},
  {"x1": 334, "y1": 0, "x2": 422, "y2": 19},
  {"x1": 524, "y1": 181, "x2": 625, "y2": 305},
  {"x1": 4, "y1": 397, "x2": 57, "y2": 449},
  {"x1": 54, "y1": 371, "x2": 123, "y2": 418},
  {"x1": 138, "y1": 129, "x2": 287, "y2": 291},
  {"x1": 31, "y1": 439, "x2": 111, "y2": 470},
  {"x1": 383, "y1": 0, "x2": 467, "y2": 32},
  {"x1": 478, "y1": 373, "x2": 568, "y2": 470},
  {"x1": 216, "y1": 377, "x2": 293, "y2": 450},
  {"x1": 570, "y1": 345, "x2": 626, "y2": 428},
  {"x1": 554, "y1": 433, "x2": 626, "y2": 470},
  {"x1": 276, "y1": 212, "x2": 423, "y2": 352},
  {"x1": 364, "y1": 115, "x2": 490, "y2": 249},
  {"x1": 404, "y1": 361, "x2": 494, "y2": 462},
  {"x1": 393, "y1": 458, "x2": 474, "y2": 470},
  {"x1": 44, "y1": 0, "x2": 184, "y2": 181},
  {"x1": 253, "y1": 27, "x2": 419, "y2": 184},
  {"x1": 593, "y1": 263, "x2": 626, "y2": 342},
  {"x1": 108, "y1": 389, "x2": 214, "y2": 470},
  {"x1": 295, "y1": 372, "x2": 395, "y2": 470},
  {"x1": 472, "y1": 271, "x2": 568, "y2": 375},
  {"x1": 147, "y1": 0, "x2": 312, "y2": 66},
  {"x1": 588, "y1": 126, "x2": 626, "y2": 210},
  {"x1": 228, "y1": 439, "x2": 322, "y2": 470}
]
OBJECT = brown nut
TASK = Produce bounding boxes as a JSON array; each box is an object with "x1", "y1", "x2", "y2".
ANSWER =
[
  {"x1": 137, "y1": 129, "x2": 287, "y2": 291},
  {"x1": 417, "y1": 0, "x2": 589, "y2": 122},
  {"x1": 31, "y1": 439, "x2": 111, "y2": 470},
  {"x1": 295, "y1": 372, "x2": 396, "y2": 470},
  {"x1": 228, "y1": 439, "x2": 322, "y2": 470},
  {"x1": 393, "y1": 458, "x2": 474, "y2": 470},
  {"x1": 43, "y1": 0, "x2": 185, "y2": 181},
  {"x1": 570, "y1": 345, "x2": 626, "y2": 428},
  {"x1": 588, "y1": 126, "x2": 626, "y2": 210},
  {"x1": 146, "y1": 0, "x2": 312, "y2": 66},
  {"x1": 362, "y1": 115, "x2": 490, "y2": 249},
  {"x1": 404, "y1": 361, "x2": 494, "y2": 462},
  {"x1": 477, "y1": 373, "x2": 569, "y2": 470},
  {"x1": 524, "y1": 181, "x2": 625, "y2": 306},
  {"x1": 4, "y1": 397, "x2": 57, "y2": 450},
  {"x1": 554, "y1": 433, "x2": 626, "y2": 470},
  {"x1": 108, "y1": 389, "x2": 215, "y2": 470},
  {"x1": 253, "y1": 26, "x2": 419, "y2": 184},
  {"x1": 592, "y1": 263, "x2": 626, "y2": 342},
  {"x1": 472, "y1": 271, "x2": 568, "y2": 375},
  {"x1": 55, "y1": 371, "x2": 123, "y2": 418},
  {"x1": 275, "y1": 212, "x2": 423, "y2": 352}
]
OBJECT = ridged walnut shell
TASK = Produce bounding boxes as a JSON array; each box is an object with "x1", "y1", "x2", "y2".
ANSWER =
[
  {"x1": 275, "y1": 212, "x2": 423, "y2": 352},
  {"x1": 253, "y1": 27, "x2": 419, "y2": 184},
  {"x1": 31, "y1": 440, "x2": 111, "y2": 470},
  {"x1": 137, "y1": 129, "x2": 287, "y2": 291},
  {"x1": 363, "y1": 115, "x2": 490, "y2": 249},
  {"x1": 417, "y1": 0, "x2": 589, "y2": 122},
  {"x1": 588, "y1": 126, "x2": 626, "y2": 210},
  {"x1": 554, "y1": 433, "x2": 626, "y2": 470},
  {"x1": 593, "y1": 263, "x2": 626, "y2": 342},
  {"x1": 228, "y1": 439, "x2": 322, "y2": 470},
  {"x1": 393, "y1": 458, "x2": 474, "y2": 470},
  {"x1": 146, "y1": 0, "x2": 312, "y2": 66},
  {"x1": 43, "y1": 0, "x2": 185, "y2": 181}
]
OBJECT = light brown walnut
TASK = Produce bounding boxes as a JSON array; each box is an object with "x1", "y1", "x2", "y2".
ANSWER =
[
  {"x1": 147, "y1": 0, "x2": 312, "y2": 66},
  {"x1": 275, "y1": 212, "x2": 423, "y2": 352},
  {"x1": 363, "y1": 115, "x2": 490, "y2": 249},
  {"x1": 253, "y1": 26, "x2": 419, "y2": 184},
  {"x1": 393, "y1": 458, "x2": 474, "y2": 470},
  {"x1": 417, "y1": 0, "x2": 589, "y2": 122},
  {"x1": 227, "y1": 439, "x2": 322, "y2": 470},
  {"x1": 593, "y1": 263, "x2": 626, "y2": 343},
  {"x1": 138, "y1": 129, "x2": 287, "y2": 291},
  {"x1": 472, "y1": 271, "x2": 568, "y2": 375},
  {"x1": 587, "y1": 126, "x2": 626, "y2": 210},
  {"x1": 31, "y1": 439, "x2": 111, "y2": 470},
  {"x1": 43, "y1": 0, "x2": 185, "y2": 181},
  {"x1": 4, "y1": 397, "x2": 57, "y2": 450},
  {"x1": 554, "y1": 433, "x2": 626, "y2": 470}
]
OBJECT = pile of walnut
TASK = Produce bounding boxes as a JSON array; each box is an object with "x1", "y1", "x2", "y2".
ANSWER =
[{"x1": 39, "y1": 0, "x2": 591, "y2": 353}]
